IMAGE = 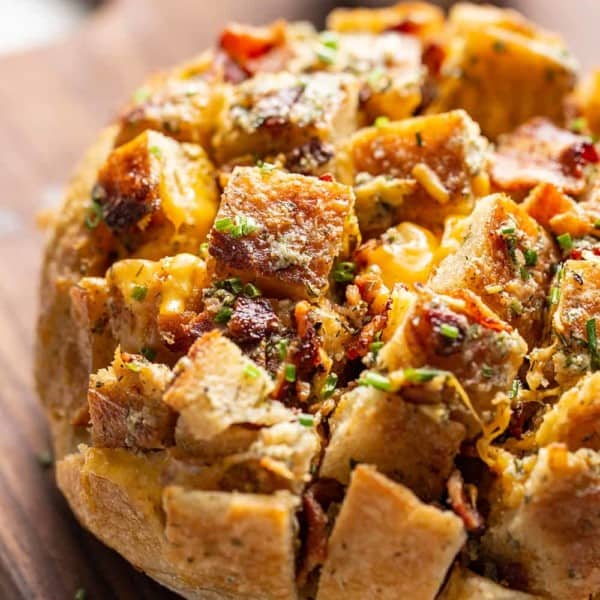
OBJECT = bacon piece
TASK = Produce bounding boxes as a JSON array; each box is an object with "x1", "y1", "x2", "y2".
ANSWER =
[
  {"x1": 227, "y1": 296, "x2": 281, "y2": 345},
  {"x1": 447, "y1": 469, "x2": 483, "y2": 531}
]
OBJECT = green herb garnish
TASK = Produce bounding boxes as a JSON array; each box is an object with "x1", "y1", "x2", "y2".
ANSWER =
[
  {"x1": 587, "y1": 318, "x2": 600, "y2": 370},
  {"x1": 215, "y1": 306, "x2": 233, "y2": 324},
  {"x1": 131, "y1": 285, "x2": 148, "y2": 302},
  {"x1": 140, "y1": 347, "x2": 156, "y2": 361},
  {"x1": 244, "y1": 282, "x2": 261, "y2": 298},
  {"x1": 85, "y1": 199, "x2": 103, "y2": 230},
  {"x1": 524, "y1": 249, "x2": 538, "y2": 266},
  {"x1": 403, "y1": 367, "x2": 444, "y2": 384},
  {"x1": 332, "y1": 261, "x2": 356, "y2": 283},
  {"x1": 284, "y1": 363, "x2": 297, "y2": 383},
  {"x1": 415, "y1": 131, "x2": 423, "y2": 147},
  {"x1": 244, "y1": 363, "x2": 261, "y2": 379},
  {"x1": 298, "y1": 413, "x2": 315, "y2": 427},
  {"x1": 439, "y1": 323, "x2": 460, "y2": 340},
  {"x1": 557, "y1": 233, "x2": 573, "y2": 251},
  {"x1": 321, "y1": 373, "x2": 338, "y2": 398},
  {"x1": 374, "y1": 115, "x2": 390, "y2": 128},
  {"x1": 214, "y1": 215, "x2": 259, "y2": 238},
  {"x1": 359, "y1": 371, "x2": 392, "y2": 391}
]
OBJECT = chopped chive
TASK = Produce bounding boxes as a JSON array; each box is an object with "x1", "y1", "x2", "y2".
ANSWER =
[
  {"x1": 556, "y1": 233, "x2": 573, "y2": 251},
  {"x1": 507, "y1": 379, "x2": 520, "y2": 399},
  {"x1": 256, "y1": 159, "x2": 276, "y2": 172},
  {"x1": 216, "y1": 277, "x2": 243, "y2": 294},
  {"x1": 519, "y1": 266, "x2": 530, "y2": 281},
  {"x1": 140, "y1": 346, "x2": 156, "y2": 361},
  {"x1": 484, "y1": 284, "x2": 503, "y2": 294},
  {"x1": 284, "y1": 363, "x2": 296, "y2": 383},
  {"x1": 569, "y1": 116, "x2": 587, "y2": 133},
  {"x1": 317, "y1": 45, "x2": 337, "y2": 64},
  {"x1": 321, "y1": 373, "x2": 338, "y2": 398},
  {"x1": 36, "y1": 450, "x2": 53, "y2": 469},
  {"x1": 244, "y1": 363, "x2": 261, "y2": 379},
  {"x1": 332, "y1": 261, "x2": 356, "y2": 283},
  {"x1": 370, "y1": 340, "x2": 384, "y2": 354},
  {"x1": 549, "y1": 285, "x2": 560, "y2": 305},
  {"x1": 149, "y1": 145, "x2": 162, "y2": 158},
  {"x1": 320, "y1": 31, "x2": 339, "y2": 49},
  {"x1": 298, "y1": 413, "x2": 315, "y2": 427},
  {"x1": 403, "y1": 367, "x2": 443, "y2": 384},
  {"x1": 85, "y1": 199, "x2": 103, "y2": 229},
  {"x1": 215, "y1": 217, "x2": 234, "y2": 232},
  {"x1": 439, "y1": 323, "x2": 460, "y2": 340},
  {"x1": 199, "y1": 242, "x2": 209, "y2": 256},
  {"x1": 214, "y1": 306, "x2": 233, "y2": 324},
  {"x1": 278, "y1": 339, "x2": 289, "y2": 361},
  {"x1": 523, "y1": 249, "x2": 538, "y2": 266},
  {"x1": 587, "y1": 318, "x2": 600, "y2": 370},
  {"x1": 510, "y1": 300, "x2": 523, "y2": 316},
  {"x1": 481, "y1": 364, "x2": 494, "y2": 378},
  {"x1": 501, "y1": 225, "x2": 516, "y2": 235},
  {"x1": 359, "y1": 371, "x2": 392, "y2": 391},
  {"x1": 244, "y1": 282, "x2": 261, "y2": 298},
  {"x1": 374, "y1": 115, "x2": 390, "y2": 128},
  {"x1": 125, "y1": 360, "x2": 141, "y2": 373},
  {"x1": 131, "y1": 284, "x2": 148, "y2": 302},
  {"x1": 415, "y1": 131, "x2": 423, "y2": 147}
]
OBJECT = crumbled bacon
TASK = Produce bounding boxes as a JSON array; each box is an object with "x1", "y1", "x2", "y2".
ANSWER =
[
  {"x1": 227, "y1": 296, "x2": 281, "y2": 344},
  {"x1": 285, "y1": 138, "x2": 335, "y2": 175},
  {"x1": 219, "y1": 22, "x2": 285, "y2": 65},
  {"x1": 297, "y1": 488, "x2": 329, "y2": 584},
  {"x1": 386, "y1": 19, "x2": 421, "y2": 35},
  {"x1": 346, "y1": 312, "x2": 388, "y2": 360},
  {"x1": 560, "y1": 141, "x2": 599, "y2": 178},
  {"x1": 422, "y1": 43, "x2": 445, "y2": 78},
  {"x1": 447, "y1": 469, "x2": 483, "y2": 531}
]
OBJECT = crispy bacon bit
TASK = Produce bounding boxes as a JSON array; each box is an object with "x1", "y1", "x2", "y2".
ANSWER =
[
  {"x1": 386, "y1": 19, "x2": 421, "y2": 35},
  {"x1": 158, "y1": 311, "x2": 215, "y2": 353},
  {"x1": 424, "y1": 306, "x2": 465, "y2": 356},
  {"x1": 422, "y1": 43, "x2": 445, "y2": 78},
  {"x1": 285, "y1": 138, "x2": 335, "y2": 175},
  {"x1": 227, "y1": 296, "x2": 280, "y2": 344},
  {"x1": 346, "y1": 312, "x2": 388, "y2": 360},
  {"x1": 560, "y1": 141, "x2": 599, "y2": 178},
  {"x1": 219, "y1": 22, "x2": 285, "y2": 66},
  {"x1": 297, "y1": 488, "x2": 329, "y2": 584},
  {"x1": 447, "y1": 469, "x2": 483, "y2": 531}
]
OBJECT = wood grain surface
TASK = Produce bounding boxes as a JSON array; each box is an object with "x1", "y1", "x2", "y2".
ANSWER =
[{"x1": 0, "y1": 1, "x2": 331, "y2": 598}]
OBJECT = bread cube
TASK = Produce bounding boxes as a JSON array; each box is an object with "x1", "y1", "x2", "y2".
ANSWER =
[
  {"x1": 213, "y1": 71, "x2": 359, "y2": 164},
  {"x1": 88, "y1": 347, "x2": 175, "y2": 449},
  {"x1": 536, "y1": 372, "x2": 600, "y2": 451},
  {"x1": 326, "y1": 2, "x2": 444, "y2": 39},
  {"x1": 208, "y1": 166, "x2": 358, "y2": 299},
  {"x1": 93, "y1": 130, "x2": 218, "y2": 259},
  {"x1": 439, "y1": 565, "x2": 541, "y2": 600},
  {"x1": 430, "y1": 194, "x2": 559, "y2": 348},
  {"x1": 163, "y1": 486, "x2": 298, "y2": 600},
  {"x1": 529, "y1": 260, "x2": 600, "y2": 390},
  {"x1": 106, "y1": 253, "x2": 209, "y2": 362},
  {"x1": 429, "y1": 5, "x2": 577, "y2": 138},
  {"x1": 379, "y1": 286, "x2": 527, "y2": 419},
  {"x1": 320, "y1": 385, "x2": 465, "y2": 500},
  {"x1": 316, "y1": 465, "x2": 465, "y2": 600},
  {"x1": 482, "y1": 444, "x2": 600, "y2": 599},
  {"x1": 491, "y1": 118, "x2": 597, "y2": 198},
  {"x1": 163, "y1": 331, "x2": 289, "y2": 443},
  {"x1": 165, "y1": 420, "x2": 319, "y2": 495},
  {"x1": 115, "y1": 66, "x2": 224, "y2": 148},
  {"x1": 337, "y1": 110, "x2": 489, "y2": 235},
  {"x1": 70, "y1": 276, "x2": 115, "y2": 375}
]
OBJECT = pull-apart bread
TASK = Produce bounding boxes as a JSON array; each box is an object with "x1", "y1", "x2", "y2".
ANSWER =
[{"x1": 37, "y1": 2, "x2": 600, "y2": 598}]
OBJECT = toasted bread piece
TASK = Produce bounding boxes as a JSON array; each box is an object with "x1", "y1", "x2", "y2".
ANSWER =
[
  {"x1": 337, "y1": 110, "x2": 489, "y2": 235},
  {"x1": 88, "y1": 347, "x2": 175, "y2": 449},
  {"x1": 326, "y1": 2, "x2": 444, "y2": 39},
  {"x1": 430, "y1": 193, "x2": 559, "y2": 348},
  {"x1": 529, "y1": 260, "x2": 600, "y2": 390},
  {"x1": 208, "y1": 166, "x2": 358, "y2": 299},
  {"x1": 429, "y1": 4, "x2": 577, "y2": 139},
  {"x1": 213, "y1": 71, "x2": 359, "y2": 164},
  {"x1": 536, "y1": 372, "x2": 600, "y2": 451},
  {"x1": 490, "y1": 118, "x2": 597, "y2": 198},
  {"x1": 439, "y1": 565, "x2": 541, "y2": 599},
  {"x1": 94, "y1": 130, "x2": 218, "y2": 259},
  {"x1": 378, "y1": 286, "x2": 527, "y2": 418},
  {"x1": 316, "y1": 465, "x2": 465, "y2": 600},
  {"x1": 570, "y1": 69, "x2": 600, "y2": 139},
  {"x1": 482, "y1": 444, "x2": 600, "y2": 599},
  {"x1": 163, "y1": 331, "x2": 289, "y2": 443},
  {"x1": 320, "y1": 385, "x2": 465, "y2": 500}
]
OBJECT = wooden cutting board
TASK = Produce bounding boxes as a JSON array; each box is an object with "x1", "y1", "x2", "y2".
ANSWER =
[{"x1": 0, "y1": 1, "x2": 330, "y2": 598}]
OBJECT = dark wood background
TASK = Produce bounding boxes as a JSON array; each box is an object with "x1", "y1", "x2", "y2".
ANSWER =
[{"x1": 0, "y1": 0, "x2": 597, "y2": 598}]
